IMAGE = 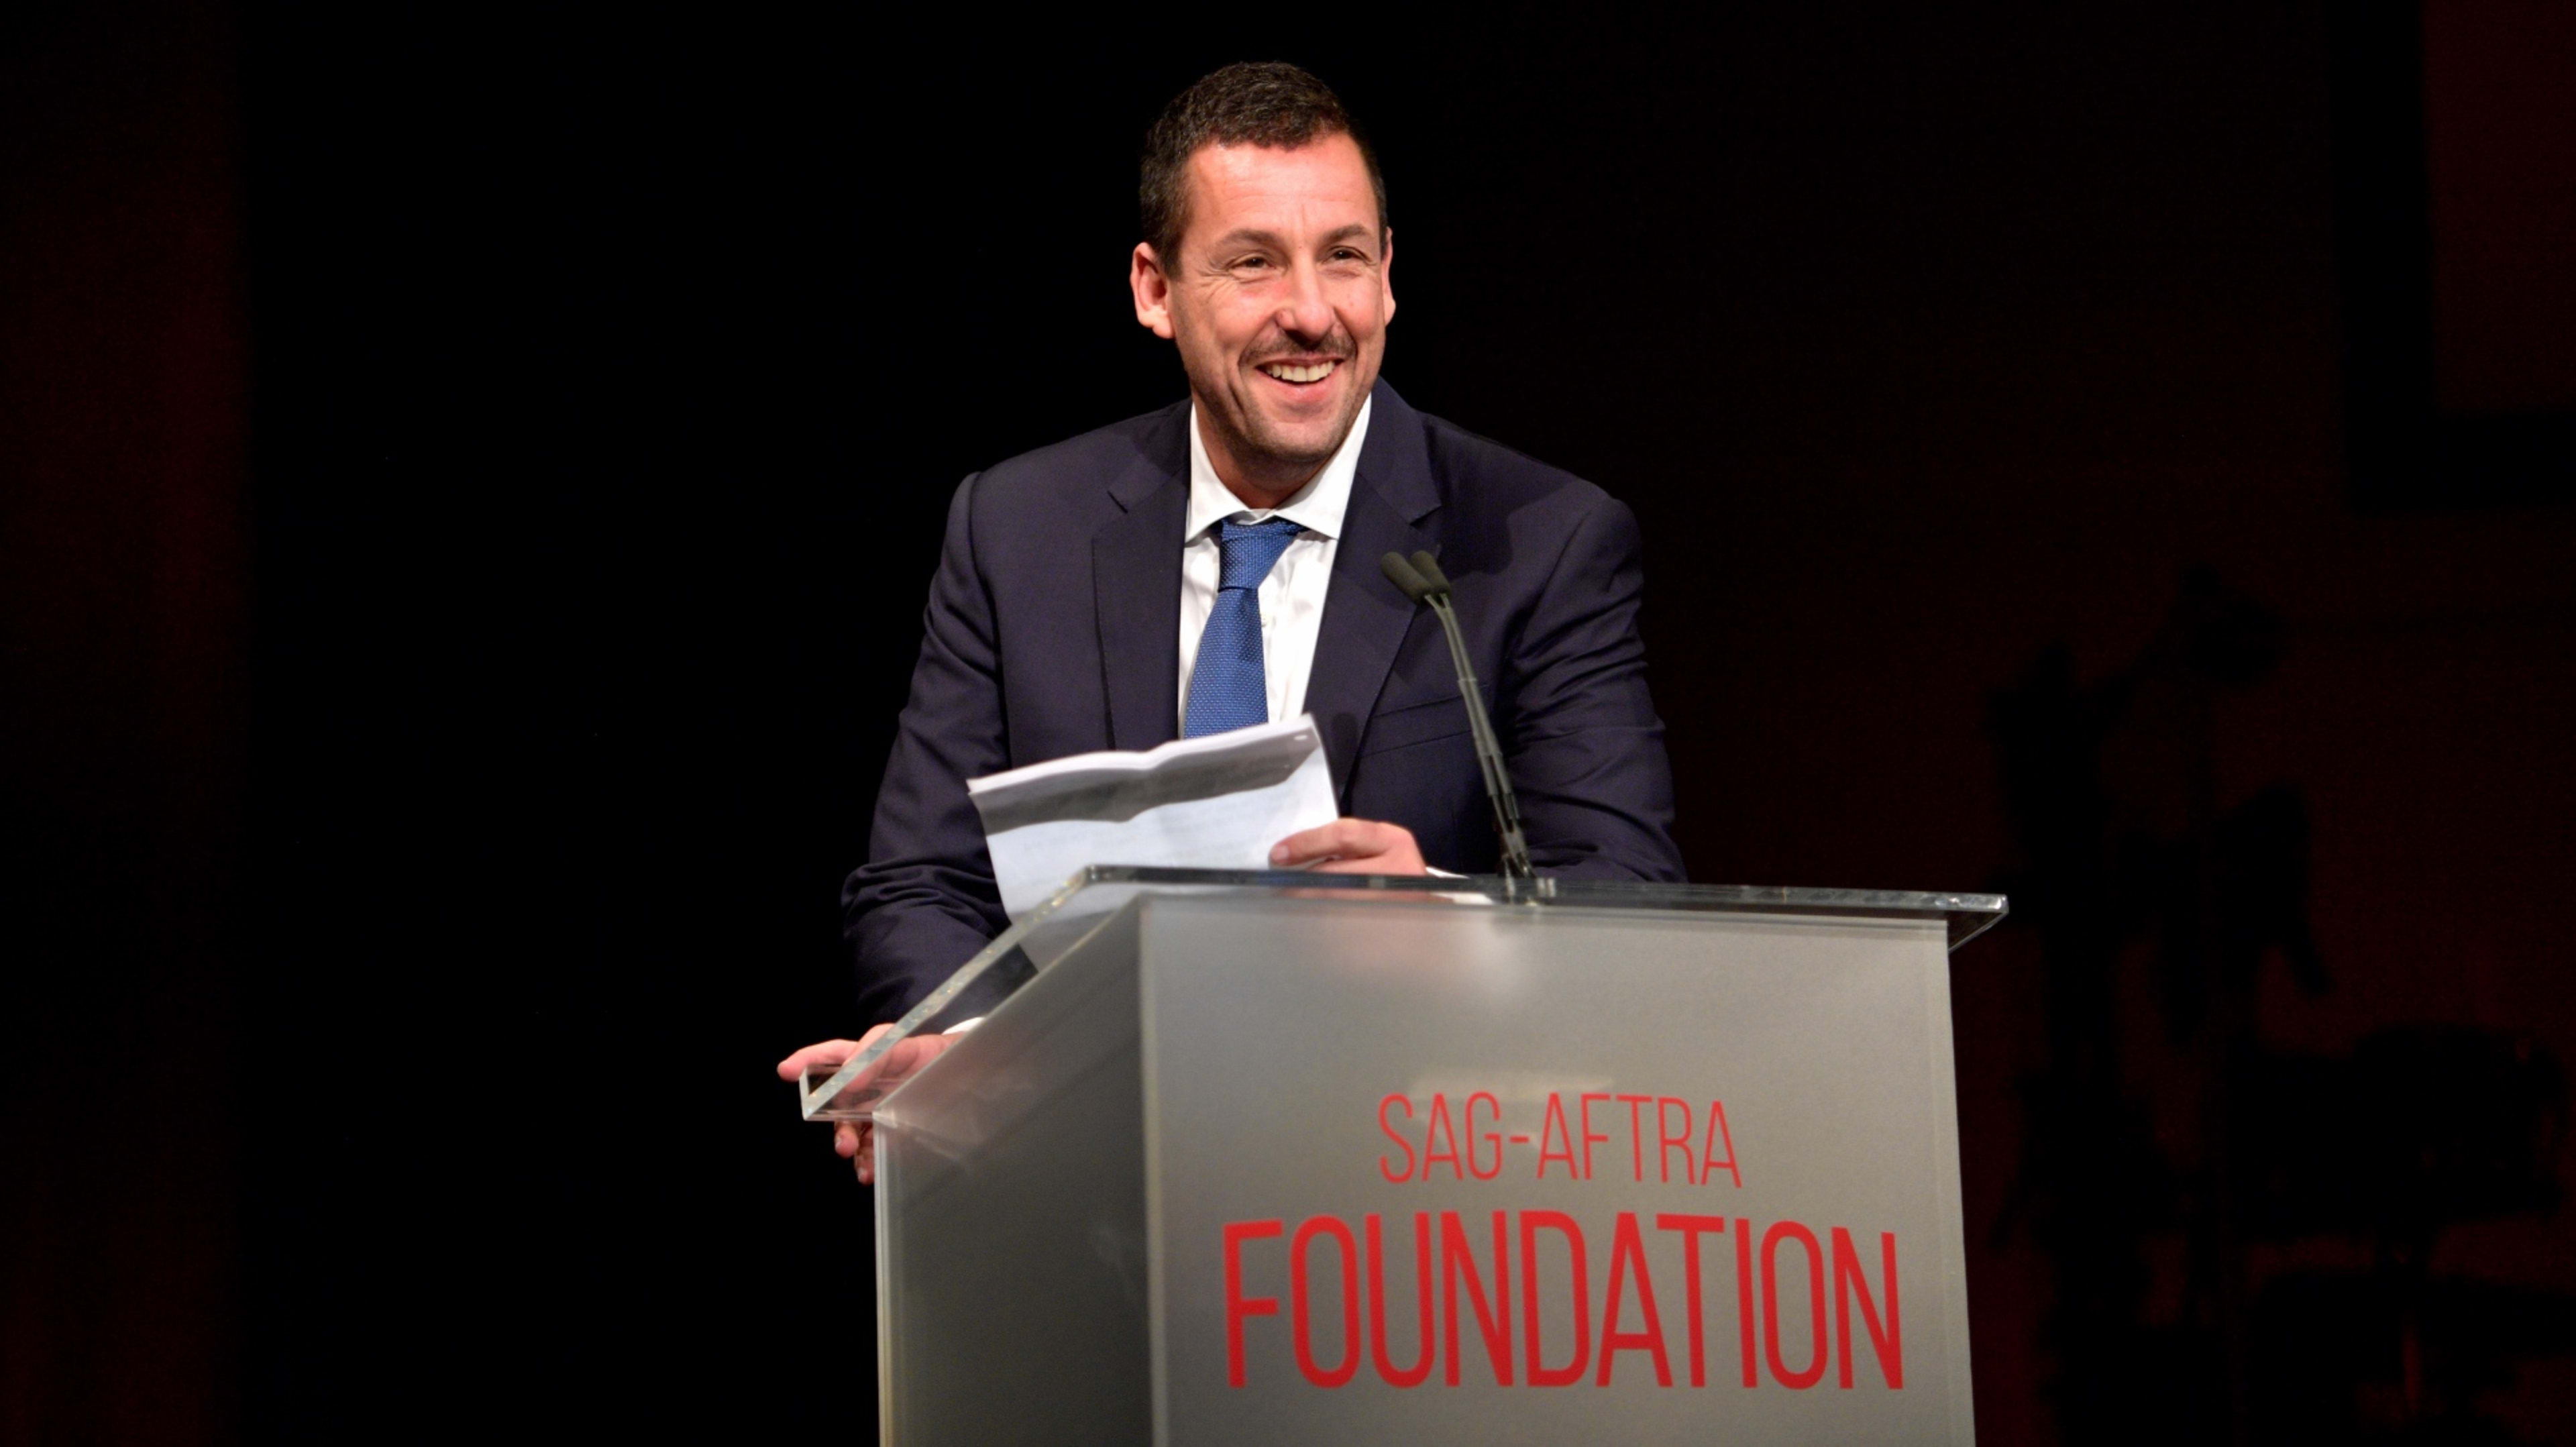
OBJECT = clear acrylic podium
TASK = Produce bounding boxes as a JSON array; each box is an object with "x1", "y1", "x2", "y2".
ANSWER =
[{"x1": 802, "y1": 867, "x2": 2004, "y2": 1446}]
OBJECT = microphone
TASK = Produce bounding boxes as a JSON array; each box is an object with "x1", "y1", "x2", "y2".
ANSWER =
[{"x1": 1380, "y1": 550, "x2": 1535, "y2": 879}]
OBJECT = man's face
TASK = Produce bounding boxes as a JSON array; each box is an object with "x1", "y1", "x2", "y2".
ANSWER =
[{"x1": 1131, "y1": 133, "x2": 1393, "y2": 490}]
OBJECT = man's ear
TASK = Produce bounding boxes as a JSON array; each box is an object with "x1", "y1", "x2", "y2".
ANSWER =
[
  {"x1": 1380, "y1": 227, "x2": 1395, "y2": 325},
  {"x1": 1130, "y1": 243, "x2": 1176, "y2": 339}
]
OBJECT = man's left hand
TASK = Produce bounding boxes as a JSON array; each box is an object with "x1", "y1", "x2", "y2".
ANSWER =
[{"x1": 1270, "y1": 818, "x2": 1428, "y2": 875}]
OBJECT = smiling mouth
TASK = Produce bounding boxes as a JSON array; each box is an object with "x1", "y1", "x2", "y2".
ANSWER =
[{"x1": 1257, "y1": 359, "x2": 1340, "y2": 384}]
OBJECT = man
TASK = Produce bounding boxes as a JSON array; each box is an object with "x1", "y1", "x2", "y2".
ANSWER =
[{"x1": 780, "y1": 62, "x2": 1682, "y2": 1177}]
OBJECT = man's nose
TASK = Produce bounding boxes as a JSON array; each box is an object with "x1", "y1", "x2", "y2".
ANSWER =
[{"x1": 1275, "y1": 259, "x2": 1335, "y2": 343}]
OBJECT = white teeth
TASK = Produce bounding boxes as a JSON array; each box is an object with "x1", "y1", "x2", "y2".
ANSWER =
[{"x1": 1260, "y1": 361, "x2": 1336, "y2": 383}]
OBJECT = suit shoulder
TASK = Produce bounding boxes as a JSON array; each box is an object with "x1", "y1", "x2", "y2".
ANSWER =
[
  {"x1": 1415, "y1": 409, "x2": 1621, "y2": 518},
  {"x1": 967, "y1": 400, "x2": 1189, "y2": 508}
]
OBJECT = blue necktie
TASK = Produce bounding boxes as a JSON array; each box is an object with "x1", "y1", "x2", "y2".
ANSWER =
[{"x1": 1183, "y1": 517, "x2": 1305, "y2": 738}]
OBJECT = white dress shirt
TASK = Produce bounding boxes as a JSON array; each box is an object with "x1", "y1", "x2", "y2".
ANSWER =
[{"x1": 1176, "y1": 396, "x2": 1373, "y2": 730}]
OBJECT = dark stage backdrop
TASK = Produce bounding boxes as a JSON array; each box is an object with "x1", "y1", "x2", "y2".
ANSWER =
[{"x1": 8, "y1": 2, "x2": 2575, "y2": 1443}]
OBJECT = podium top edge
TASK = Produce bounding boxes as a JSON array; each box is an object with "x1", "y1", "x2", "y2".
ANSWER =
[
  {"x1": 1046, "y1": 866, "x2": 2009, "y2": 951},
  {"x1": 801, "y1": 869, "x2": 2010, "y2": 1118}
]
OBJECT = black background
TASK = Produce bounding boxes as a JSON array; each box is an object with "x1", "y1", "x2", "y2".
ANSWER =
[{"x1": 9, "y1": 2, "x2": 2576, "y2": 1442}]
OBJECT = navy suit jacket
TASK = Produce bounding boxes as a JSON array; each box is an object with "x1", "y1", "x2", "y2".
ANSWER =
[{"x1": 845, "y1": 380, "x2": 1683, "y2": 1022}]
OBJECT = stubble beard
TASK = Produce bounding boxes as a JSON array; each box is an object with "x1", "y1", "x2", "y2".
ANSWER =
[
  {"x1": 1234, "y1": 390, "x2": 1348, "y2": 476},
  {"x1": 1199, "y1": 354, "x2": 1369, "y2": 493}
]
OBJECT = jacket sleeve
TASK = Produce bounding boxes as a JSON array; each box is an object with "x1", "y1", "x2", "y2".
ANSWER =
[
  {"x1": 1501, "y1": 493, "x2": 1686, "y2": 882},
  {"x1": 842, "y1": 474, "x2": 1014, "y2": 1023}
]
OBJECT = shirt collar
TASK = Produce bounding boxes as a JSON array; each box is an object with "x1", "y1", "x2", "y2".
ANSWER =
[{"x1": 1184, "y1": 394, "x2": 1371, "y2": 544}]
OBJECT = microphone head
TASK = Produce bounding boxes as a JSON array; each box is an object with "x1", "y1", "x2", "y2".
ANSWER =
[
  {"x1": 1409, "y1": 551, "x2": 1454, "y2": 595},
  {"x1": 1379, "y1": 551, "x2": 1436, "y2": 603}
]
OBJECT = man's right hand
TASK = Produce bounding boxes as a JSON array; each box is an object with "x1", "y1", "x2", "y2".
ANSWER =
[{"x1": 776, "y1": 1026, "x2": 962, "y2": 1185}]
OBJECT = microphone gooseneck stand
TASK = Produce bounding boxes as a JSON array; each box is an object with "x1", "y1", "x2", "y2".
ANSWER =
[{"x1": 1380, "y1": 549, "x2": 1536, "y2": 882}]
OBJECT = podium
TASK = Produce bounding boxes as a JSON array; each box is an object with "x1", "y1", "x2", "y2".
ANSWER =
[{"x1": 802, "y1": 867, "x2": 2004, "y2": 1445}]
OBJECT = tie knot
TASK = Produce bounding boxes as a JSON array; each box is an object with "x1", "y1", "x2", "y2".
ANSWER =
[{"x1": 1215, "y1": 517, "x2": 1305, "y2": 591}]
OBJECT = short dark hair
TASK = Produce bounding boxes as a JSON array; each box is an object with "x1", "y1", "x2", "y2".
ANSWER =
[{"x1": 1140, "y1": 62, "x2": 1389, "y2": 268}]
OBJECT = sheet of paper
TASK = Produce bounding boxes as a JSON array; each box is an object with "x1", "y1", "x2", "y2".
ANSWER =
[{"x1": 967, "y1": 715, "x2": 1339, "y2": 922}]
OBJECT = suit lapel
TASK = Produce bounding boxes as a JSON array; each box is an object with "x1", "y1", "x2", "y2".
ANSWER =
[
  {"x1": 1094, "y1": 405, "x2": 1191, "y2": 751},
  {"x1": 1305, "y1": 382, "x2": 1442, "y2": 802}
]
